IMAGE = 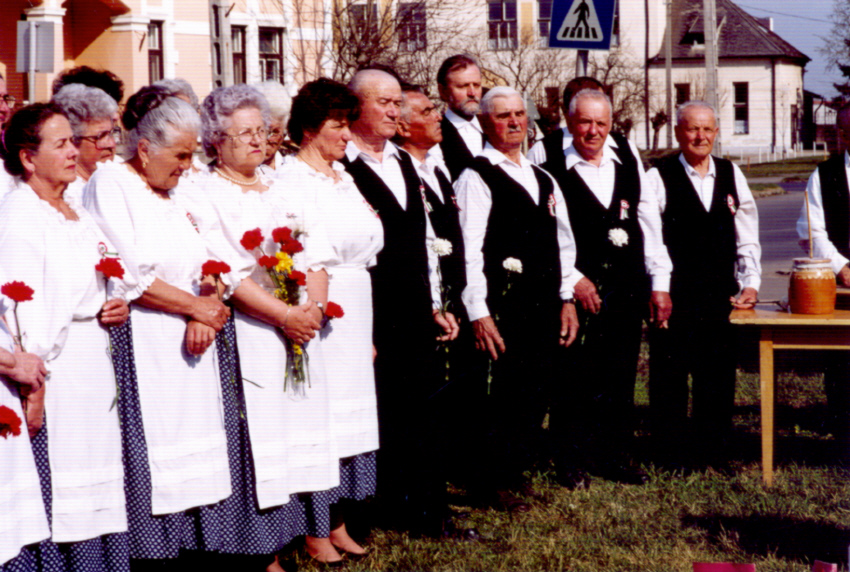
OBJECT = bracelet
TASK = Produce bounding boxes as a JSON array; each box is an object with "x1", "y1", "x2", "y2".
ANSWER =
[{"x1": 282, "y1": 306, "x2": 292, "y2": 327}]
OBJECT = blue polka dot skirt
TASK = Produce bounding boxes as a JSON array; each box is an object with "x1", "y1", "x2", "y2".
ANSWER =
[
  {"x1": 303, "y1": 453, "x2": 377, "y2": 537},
  {"x1": 0, "y1": 417, "x2": 130, "y2": 572}
]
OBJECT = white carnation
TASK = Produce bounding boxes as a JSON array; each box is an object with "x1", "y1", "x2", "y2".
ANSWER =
[
  {"x1": 503, "y1": 257, "x2": 523, "y2": 274},
  {"x1": 608, "y1": 228, "x2": 629, "y2": 247},
  {"x1": 431, "y1": 238, "x2": 453, "y2": 257}
]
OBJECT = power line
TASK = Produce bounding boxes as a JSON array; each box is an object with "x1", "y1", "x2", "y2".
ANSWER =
[{"x1": 737, "y1": 4, "x2": 831, "y2": 24}]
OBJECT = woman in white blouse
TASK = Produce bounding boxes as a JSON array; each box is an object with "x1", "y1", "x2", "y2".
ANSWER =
[
  {"x1": 177, "y1": 84, "x2": 342, "y2": 567},
  {"x1": 276, "y1": 78, "x2": 384, "y2": 563},
  {"x1": 0, "y1": 103, "x2": 130, "y2": 571}
]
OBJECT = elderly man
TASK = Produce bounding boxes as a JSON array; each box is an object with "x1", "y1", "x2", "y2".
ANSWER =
[
  {"x1": 342, "y1": 69, "x2": 462, "y2": 538},
  {"x1": 541, "y1": 89, "x2": 671, "y2": 486},
  {"x1": 455, "y1": 86, "x2": 579, "y2": 509},
  {"x1": 796, "y1": 105, "x2": 850, "y2": 459},
  {"x1": 436, "y1": 55, "x2": 485, "y2": 180},
  {"x1": 52, "y1": 84, "x2": 119, "y2": 203},
  {"x1": 647, "y1": 101, "x2": 760, "y2": 467}
]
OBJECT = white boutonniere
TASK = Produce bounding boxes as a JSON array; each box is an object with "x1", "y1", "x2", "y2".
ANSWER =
[{"x1": 608, "y1": 228, "x2": 629, "y2": 247}]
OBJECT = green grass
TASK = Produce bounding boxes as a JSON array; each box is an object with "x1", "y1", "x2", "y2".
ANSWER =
[
  {"x1": 742, "y1": 157, "x2": 825, "y2": 179},
  {"x1": 287, "y1": 340, "x2": 850, "y2": 572}
]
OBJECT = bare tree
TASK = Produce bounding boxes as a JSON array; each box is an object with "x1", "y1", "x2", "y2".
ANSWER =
[
  {"x1": 587, "y1": 40, "x2": 646, "y2": 137},
  {"x1": 819, "y1": 0, "x2": 850, "y2": 103}
]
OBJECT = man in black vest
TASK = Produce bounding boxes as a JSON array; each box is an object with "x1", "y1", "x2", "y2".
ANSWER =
[
  {"x1": 796, "y1": 105, "x2": 850, "y2": 460},
  {"x1": 542, "y1": 89, "x2": 672, "y2": 486},
  {"x1": 341, "y1": 69, "x2": 461, "y2": 537},
  {"x1": 436, "y1": 55, "x2": 485, "y2": 181},
  {"x1": 647, "y1": 101, "x2": 760, "y2": 468},
  {"x1": 455, "y1": 86, "x2": 579, "y2": 510}
]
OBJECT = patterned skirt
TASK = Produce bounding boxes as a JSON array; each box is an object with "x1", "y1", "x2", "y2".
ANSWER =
[
  {"x1": 0, "y1": 419, "x2": 130, "y2": 572},
  {"x1": 112, "y1": 316, "x2": 306, "y2": 558},
  {"x1": 302, "y1": 452, "x2": 377, "y2": 537}
]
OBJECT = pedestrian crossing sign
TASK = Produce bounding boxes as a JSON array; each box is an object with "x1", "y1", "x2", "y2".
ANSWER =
[{"x1": 547, "y1": 0, "x2": 617, "y2": 51}]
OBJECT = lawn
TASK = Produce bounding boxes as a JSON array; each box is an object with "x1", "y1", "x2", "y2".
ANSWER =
[
  {"x1": 740, "y1": 157, "x2": 826, "y2": 180},
  {"x1": 287, "y1": 337, "x2": 850, "y2": 572}
]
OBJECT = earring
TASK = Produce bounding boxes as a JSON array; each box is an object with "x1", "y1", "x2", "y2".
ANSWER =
[{"x1": 142, "y1": 161, "x2": 147, "y2": 169}]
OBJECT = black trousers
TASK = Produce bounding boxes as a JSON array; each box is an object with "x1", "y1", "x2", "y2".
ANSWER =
[
  {"x1": 648, "y1": 299, "x2": 737, "y2": 459},
  {"x1": 823, "y1": 353, "x2": 850, "y2": 459},
  {"x1": 551, "y1": 298, "x2": 644, "y2": 468}
]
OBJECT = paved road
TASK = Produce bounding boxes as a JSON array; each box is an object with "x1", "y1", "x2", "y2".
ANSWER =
[{"x1": 757, "y1": 181, "x2": 807, "y2": 302}]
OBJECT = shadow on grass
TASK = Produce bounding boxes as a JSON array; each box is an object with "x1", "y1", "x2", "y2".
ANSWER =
[{"x1": 682, "y1": 514, "x2": 850, "y2": 565}]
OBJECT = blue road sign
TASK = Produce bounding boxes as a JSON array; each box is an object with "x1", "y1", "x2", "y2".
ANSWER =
[{"x1": 547, "y1": 0, "x2": 617, "y2": 51}]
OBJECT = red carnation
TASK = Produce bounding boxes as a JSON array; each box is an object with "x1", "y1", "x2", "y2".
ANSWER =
[
  {"x1": 0, "y1": 405, "x2": 22, "y2": 439},
  {"x1": 272, "y1": 227, "x2": 293, "y2": 243},
  {"x1": 325, "y1": 301, "x2": 344, "y2": 319},
  {"x1": 202, "y1": 260, "x2": 232, "y2": 277},
  {"x1": 280, "y1": 238, "x2": 304, "y2": 255},
  {"x1": 95, "y1": 257, "x2": 125, "y2": 280},
  {"x1": 1, "y1": 281, "x2": 34, "y2": 303},
  {"x1": 259, "y1": 256, "x2": 277, "y2": 269},
  {"x1": 241, "y1": 228, "x2": 264, "y2": 251},
  {"x1": 289, "y1": 270, "x2": 306, "y2": 286}
]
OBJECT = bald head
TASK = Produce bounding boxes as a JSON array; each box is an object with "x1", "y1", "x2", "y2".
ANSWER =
[
  {"x1": 349, "y1": 70, "x2": 400, "y2": 99},
  {"x1": 348, "y1": 69, "x2": 402, "y2": 143}
]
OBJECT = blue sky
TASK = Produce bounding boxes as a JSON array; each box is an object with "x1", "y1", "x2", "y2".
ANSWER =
[{"x1": 733, "y1": 0, "x2": 843, "y2": 97}]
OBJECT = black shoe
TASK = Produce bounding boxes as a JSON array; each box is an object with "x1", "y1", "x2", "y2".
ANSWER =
[
  {"x1": 555, "y1": 467, "x2": 592, "y2": 490},
  {"x1": 441, "y1": 519, "x2": 482, "y2": 542},
  {"x1": 495, "y1": 490, "x2": 531, "y2": 513}
]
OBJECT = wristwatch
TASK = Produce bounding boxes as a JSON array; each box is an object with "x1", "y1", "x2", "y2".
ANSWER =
[{"x1": 313, "y1": 301, "x2": 325, "y2": 316}]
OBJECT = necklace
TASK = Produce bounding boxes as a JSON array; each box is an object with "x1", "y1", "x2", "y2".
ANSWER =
[{"x1": 214, "y1": 167, "x2": 259, "y2": 186}]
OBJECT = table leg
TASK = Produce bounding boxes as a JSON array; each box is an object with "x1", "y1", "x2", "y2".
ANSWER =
[{"x1": 759, "y1": 329, "x2": 775, "y2": 486}]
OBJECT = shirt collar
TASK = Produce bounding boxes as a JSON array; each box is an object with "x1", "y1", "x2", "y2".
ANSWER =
[
  {"x1": 480, "y1": 142, "x2": 531, "y2": 169},
  {"x1": 564, "y1": 142, "x2": 621, "y2": 170},
  {"x1": 445, "y1": 108, "x2": 483, "y2": 133},
  {"x1": 679, "y1": 152, "x2": 715, "y2": 178},
  {"x1": 345, "y1": 139, "x2": 398, "y2": 164},
  {"x1": 845, "y1": 150, "x2": 850, "y2": 169}
]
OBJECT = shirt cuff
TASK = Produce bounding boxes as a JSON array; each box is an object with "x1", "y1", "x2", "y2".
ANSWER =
[
  {"x1": 831, "y1": 254, "x2": 849, "y2": 275},
  {"x1": 465, "y1": 300, "x2": 491, "y2": 322},
  {"x1": 564, "y1": 270, "x2": 585, "y2": 296},
  {"x1": 740, "y1": 276, "x2": 761, "y2": 292},
  {"x1": 651, "y1": 274, "x2": 671, "y2": 293}
]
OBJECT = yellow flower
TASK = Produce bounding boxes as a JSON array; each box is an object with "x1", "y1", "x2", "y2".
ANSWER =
[
  {"x1": 293, "y1": 344, "x2": 303, "y2": 355},
  {"x1": 275, "y1": 252, "x2": 293, "y2": 273}
]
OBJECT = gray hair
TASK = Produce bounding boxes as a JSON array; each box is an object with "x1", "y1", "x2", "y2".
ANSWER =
[
  {"x1": 153, "y1": 78, "x2": 199, "y2": 109},
  {"x1": 676, "y1": 100, "x2": 717, "y2": 125},
  {"x1": 568, "y1": 88, "x2": 613, "y2": 120},
  {"x1": 251, "y1": 81, "x2": 293, "y2": 123},
  {"x1": 201, "y1": 84, "x2": 271, "y2": 157},
  {"x1": 122, "y1": 96, "x2": 200, "y2": 160},
  {"x1": 480, "y1": 86, "x2": 524, "y2": 115},
  {"x1": 52, "y1": 84, "x2": 118, "y2": 137}
]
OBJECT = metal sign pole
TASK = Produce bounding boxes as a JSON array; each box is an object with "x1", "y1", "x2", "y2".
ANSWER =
[
  {"x1": 576, "y1": 49, "x2": 589, "y2": 76},
  {"x1": 28, "y1": 21, "x2": 36, "y2": 103}
]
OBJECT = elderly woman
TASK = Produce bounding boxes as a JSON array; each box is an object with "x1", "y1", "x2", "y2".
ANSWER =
[
  {"x1": 252, "y1": 81, "x2": 294, "y2": 175},
  {"x1": 51, "y1": 83, "x2": 119, "y2": 204},
  {"x1": 275, "y1": 77, "x2": 382, "y2": 563},
  {"x1": 154, "y1": 78, "x2": 209, "y2": 176},
  {"x1": 0, "y1": 103, "x2": 131, "y2": 571},
  {"x1": 177, "y1": 84, "x2": 341, "y2": 563}
]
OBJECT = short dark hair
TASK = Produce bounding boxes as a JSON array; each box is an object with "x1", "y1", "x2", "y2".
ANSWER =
[
  {"x1": 1, "y1": 102, "x2": 65, "y2": 177},
  {"x1": 287, "y1": 78, "x2": 360, "y2": 145},
  {"x1": 52, "y1": 66, "x2": 124, "y2": 104},
  {"x1": 436, "y1": 55, "x2": 478, "y2": 87},
  {"x1": 562, "y1": 76, "x2": 604, "y2": 111}
]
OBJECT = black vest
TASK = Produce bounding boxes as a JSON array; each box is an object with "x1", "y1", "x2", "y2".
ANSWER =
[
  {"x1": 411, "y1": 156, "x2": 467, "y2": 313},
  {"x1": 469, "y1": 158, "x2": 562, "y2": 319},
  {"x1": 657, "y1": 154, "x2": 740, "y2": 302},
  {"x1": 541, "y1": 129, "x2": 635, "y2": 173},
  {"x1": 341, "y1": 151, "x2": 433, "y2": 336},
  {"x1": 541, "y1": 142, "x2": 647, "y2": 300},
  {"x1": 439, "y1": 115, "x2": 481, "y2": 181},
  {"x1": 818, "y1": 152, "x2": 850, "y2": 260}
]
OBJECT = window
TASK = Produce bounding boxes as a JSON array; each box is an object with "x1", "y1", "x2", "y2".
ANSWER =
[
  {"x1": 351, "y1": 3, "x2": 379, "y2": 39},
  {"x1": 232, "y1": 26, "x2": 246, "y2": 84},
  {"x1": 148, "y1": 21, "x2": 164, "y2": 83},
  {"x1": 259, "y1": 28, "x2": 284, "y2": 83},
  {"x1": 675, "y1": 83, "x2": 690, "y2": 106},
  {"x1": 538, "y1": 0, "x2": 552, "y2": 47},
  {"x1": 398, "y1": 2, "x2": 426, "y2": 52},
  {"x1": 734, "y1": 82, "x2": 749, "y2": 134},
  {"x1": 488, "y1": 0, "x2": 517, "y2": 50}
]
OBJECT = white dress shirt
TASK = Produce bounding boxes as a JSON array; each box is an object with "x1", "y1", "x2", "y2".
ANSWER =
[
  {"x1": 646, "y1": 153, "x2": 762, "y2": 292},
  {"x1": 455, "y1": 143, "x2": 578, "y2": 322},
  {"x1": 345, "y1": 140, "x2": 443, "y2": 309},
  {"x1": 527, "y1": 127, "x2": 643, "y2": 166},
  {"x1": 565, "y1": 142, "x2": 673, "y2": 292},
  {"x1": 443, "y1": 108, "x2": 485, "y2": 157},
  {"x1": 797, "y1": 151, "x2": 850, "y2": 274}
]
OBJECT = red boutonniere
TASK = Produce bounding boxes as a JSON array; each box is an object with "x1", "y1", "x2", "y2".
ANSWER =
[
  {"x1": 325, "y1": 301, "x2": 344, "y2": 320},
  {"x1": 0, "y1": 405, "x2": 22, "y2": 439},
  {"x1": 95, "y1": 257, "x2": 125, "y2": 281}
]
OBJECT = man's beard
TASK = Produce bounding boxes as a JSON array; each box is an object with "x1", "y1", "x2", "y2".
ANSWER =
[{"x1": 455, "y1": 99, "x2": 480, "y2": 119}]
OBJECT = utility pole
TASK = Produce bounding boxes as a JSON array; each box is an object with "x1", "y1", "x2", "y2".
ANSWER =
[
  {"x1": 704, "y1": 0, "x2": 720, "y2": 155},
  {"x1": 644, "y1": 0, "x2": 650, "y2": 150},
  {"x1": 665, "y1": 0, "x2": 673, "y2": 148},
  {"x1": 576, "y1": 49, "x2": 589, "y2": 77}
]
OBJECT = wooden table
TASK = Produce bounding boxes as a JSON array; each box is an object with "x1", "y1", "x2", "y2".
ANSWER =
[{"x1": 730, "y1": 308, "x2": 850, "y2": 485}]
